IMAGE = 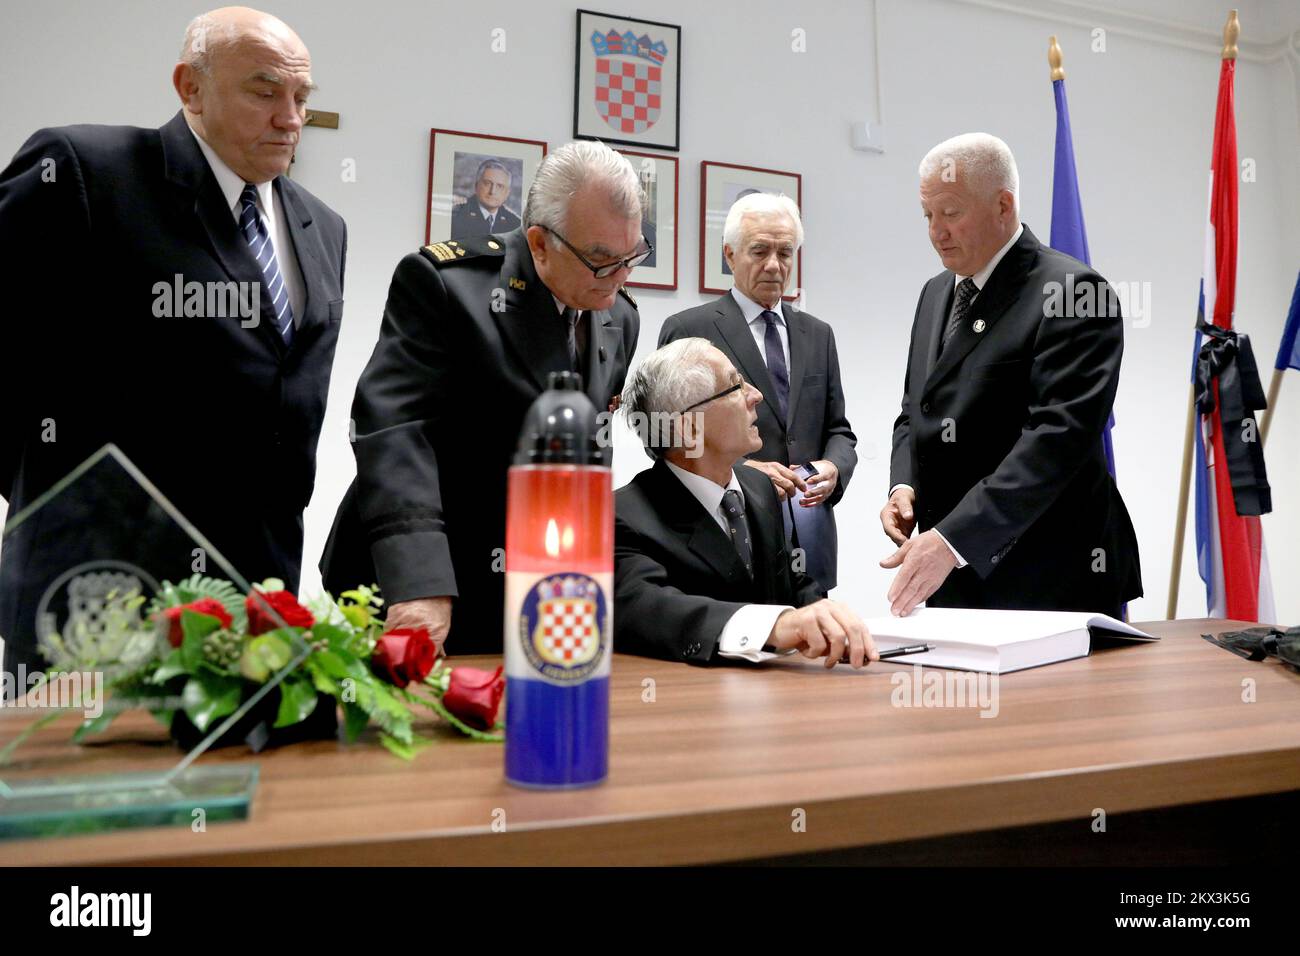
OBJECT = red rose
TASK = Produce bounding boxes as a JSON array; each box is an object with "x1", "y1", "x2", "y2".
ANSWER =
[
  {"x1": 372, "y1": 627, "x2": 438, "y2": 689},
  {"x1": 443, "y1": 665, "x2": 505, "y2": 731},
  {"x1": 245, "y1": 589, "x2": 315, "y2": 635},
  {"x1": 161, "y1": 598, "x2": 233, "y2": 648}
]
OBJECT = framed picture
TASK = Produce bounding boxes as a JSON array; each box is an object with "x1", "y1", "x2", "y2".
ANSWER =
[
  {"x1": 699, "y1": 161, "x2": 803, "y2": 299},
  {"x1": 425, "y1": 128, "x2": 548, "y2": 244},
  {"x1": 574, "y1": 9, "x2": 681, "y2": 151},
  {"x1": 618, "y1": 150, "x2": 678, "y2": 290}
]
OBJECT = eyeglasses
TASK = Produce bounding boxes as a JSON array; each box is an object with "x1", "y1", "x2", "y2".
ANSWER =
[
  {"x1": 678, "y1": 377, "x2": 746, "y2": 415},
  {"x1": 543, "y1": 226, "x2": 653, "y2": 279}
]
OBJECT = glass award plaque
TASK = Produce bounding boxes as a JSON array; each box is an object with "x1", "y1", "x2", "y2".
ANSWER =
[{"x1": 0, "y1": 444, "x2": 324, "y2": 841}]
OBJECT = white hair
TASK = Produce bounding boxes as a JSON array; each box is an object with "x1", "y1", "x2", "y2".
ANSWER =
[
  {"x1": 722, "y1": 192, "x2": 804, "y2": 251},
  {"x1": 918, "y1": 132, "x2": 1019, "y2": 211},
  {"x1": 621, "y1": 338, "x2": 718, "y2": 457},
  {"x1": 524, "y1": 140, "x2": 643, "y2": 242},
  {"x1": 179, "y1": 14, "x2": 240, "y2": 74}
]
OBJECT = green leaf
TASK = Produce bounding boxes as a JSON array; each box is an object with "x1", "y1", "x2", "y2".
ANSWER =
[
  {"x1": 150, "y1": 649, "x2": 188, "y2": 683},
  {"x1": 342, "y1": 702, "x2": 369, "y2": 743},
  {"x1": 378, "y1": 732, "x2": 433, "y2": 761},
  {"x1": 181, "y1": 673, "x2": 242, "y2": 732},
  {"x1": 71, "y1": 710, "x2": 119, "y2": 743},
  {"x1": 275, "y1": 676, "x2": 320, "y2": 729},
  {"x1": 179, "y1": 610, "x2": 222, "y2": 671},
  {"x1": 239, "y1": 634, "x2": 292, "y2": 683}
]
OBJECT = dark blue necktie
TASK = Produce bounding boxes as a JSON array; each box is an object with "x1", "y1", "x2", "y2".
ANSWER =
[
  {"x1": 760, "y1": 310, "x2": 789, "y2": 422},
  {"x1": 239, "y1": 183, "x2": 294, "y2": 346},
  {"x1": 720, "y1": 489, "x2": 753, "y2": 577}
]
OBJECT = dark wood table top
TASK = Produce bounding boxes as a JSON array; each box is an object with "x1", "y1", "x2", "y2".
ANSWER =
[{"x1": 1, "y1": 618, "x2": 1296, "y2": 866}]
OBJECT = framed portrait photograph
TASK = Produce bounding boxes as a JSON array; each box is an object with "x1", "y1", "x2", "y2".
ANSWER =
[
  {"x1": 574, "y1": 9, "x2": 681, "y2": 151},
  {"x1": 618, "y1": 150, "x2": 678, "y2": 290},
  {"x1": 699, "y1": 161, "x2": 803, "y2": 299},
  {"x1": 425, "y1": 128, "x2": 547, "y2": 244}
]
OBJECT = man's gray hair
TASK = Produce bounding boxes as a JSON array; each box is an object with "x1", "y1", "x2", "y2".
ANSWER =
[
  {"x1": 722, "y1": 192, "x2": 804, "y2": 252},
  {"x1": 524, "y1": 140, "x2": 643, "y2": 242},
  {"x1": 179, "y1": 14, "x2": 240, "y2": 74},
  {"x1": 475, "y1": 158, "x2": 512, "y2": 183},
  {"x1": 918, "y1": 132, "x2": 1019, "y2": 211},
  {"x1": 621, "y1": 338, "x2": 717, "y2": 457}
]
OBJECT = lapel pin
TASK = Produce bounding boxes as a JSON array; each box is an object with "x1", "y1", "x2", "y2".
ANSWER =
[
  {"x1": 972, "y1": 319, "x2": 986, "y2": 333},
  {"x1": 508, "y1": 277, "x2": 526, "y2": 290}
]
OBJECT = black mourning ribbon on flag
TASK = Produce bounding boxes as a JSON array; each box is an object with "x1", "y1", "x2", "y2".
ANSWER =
[
  {"x1": 1194, "y1": 320, "x2": 1272, "y2": 516},
  {"x1": 1203, "y1": 626, "x2": 1300, "y2": 668}
]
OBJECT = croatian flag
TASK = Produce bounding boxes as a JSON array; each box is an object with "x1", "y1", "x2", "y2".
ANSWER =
[
  {"x1": 1049, "y1": 73, "x2": 1116, "y2": 476},
  {"x1": 1192, "y1": 56, "x2": 1275, "y2": 623},
  {"x1": 1275, "y1": 271, "x2": 1300, "y2": 373}
]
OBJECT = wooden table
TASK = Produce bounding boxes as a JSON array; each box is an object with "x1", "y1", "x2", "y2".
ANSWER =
[{"x1": 1, "y1": 618, "x2": 1297, "y2": 866}]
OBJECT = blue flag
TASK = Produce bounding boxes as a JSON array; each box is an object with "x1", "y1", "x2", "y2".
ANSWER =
[
  {"x1": 1276, "y1": 270, "x2": 1300, "y2": 372},
  {"x1": 1049, "y1": 77, "x2": 1115, "y2": 475}
]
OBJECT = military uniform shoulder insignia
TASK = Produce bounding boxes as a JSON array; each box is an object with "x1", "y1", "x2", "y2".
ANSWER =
[
  {"x1": 618, "y1": 285, "x2": 638, "y2": 309},
  {"x1": 420, "y1": 235, "x2": 508, "y2": 266}
]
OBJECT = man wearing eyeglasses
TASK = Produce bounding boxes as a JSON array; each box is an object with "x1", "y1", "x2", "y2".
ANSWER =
[
  {"x1": 320, "y1": 141, "x2": 645, "y2": 655},
  {"x1": 658, "y1": 193, "x2": 856, "y2": 596},
  {"x1": 614, "y1": 338, "x2": 877, "y2": 667}
]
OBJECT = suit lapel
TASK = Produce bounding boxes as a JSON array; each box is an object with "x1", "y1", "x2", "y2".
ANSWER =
[
  {"x1": 782, "y1": 303, "x2": 807, "y2": 428},
  {"x1": 922, "y1": 226, "x2": 1039, "y2": 398},
  {"x1": 646, "y1": 461, "x2": 750, "y2": 585},
  {"x1": 491, "y1": 230, "x2": 571, "y2": 392},
  {"x1": 276, "y1": 179, "x2": 327, "y2": 340},
  {"x1": 584, "y1": 309, "x2": 618, "y2": 409},
  {"x1": 712, "y1": 294, "x2": 782, "y2": 425},
  {"x1": 923, "y1": 279, "x2": 955, "y2": 377},
  {"x1": 738, "y1": 468, "x2": 784, "y2": 601}
]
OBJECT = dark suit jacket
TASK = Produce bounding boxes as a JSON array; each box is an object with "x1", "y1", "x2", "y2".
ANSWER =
[
  {"x1": 614, "y1": 459, "x2": 823, "y2": 664},
  {"x1": 450, "y1": 201, "x2": 521, "y2": 239},
  {"x1": 320, "y1": 227, "x2": 639, "y2": 655},
  {"x1": 658, "y1": 294, "x2": 857, "y2": 588},
  {"x1": 0, "y1": 112, "x2": 346, "y2": 674},
  {"x1": 889, "y1": 224, "x2": 1141, "y2": 616}
]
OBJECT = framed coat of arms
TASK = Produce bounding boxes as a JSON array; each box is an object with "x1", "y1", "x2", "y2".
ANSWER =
[{"x1": 573, "y1": 9, "x2": 681, "y2": 151}]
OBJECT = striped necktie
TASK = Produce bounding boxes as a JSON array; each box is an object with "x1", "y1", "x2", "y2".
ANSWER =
[{"x1": 238, "y1": 183, "x2": 294, "y2": 345}]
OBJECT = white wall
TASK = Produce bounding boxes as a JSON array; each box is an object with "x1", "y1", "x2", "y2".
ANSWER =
[{"x1": 1, "y1": 0, "x2": 1297, "y2": 624}]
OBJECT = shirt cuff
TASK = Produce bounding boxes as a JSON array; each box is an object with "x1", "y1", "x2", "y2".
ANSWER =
[
  {"x1": 717, "y1": 604, "x2": 793, "y2": 662},
  {"x1": 888, "y1": 483, "x2": 914, "y2": 499},
  {"x1": 933, "y1": 528, "x2": 968, "y2": 568}
]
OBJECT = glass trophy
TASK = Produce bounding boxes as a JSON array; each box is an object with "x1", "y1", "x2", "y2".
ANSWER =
[{"x1": 0, "y1": 444, "x2": 326, "y2": 841}]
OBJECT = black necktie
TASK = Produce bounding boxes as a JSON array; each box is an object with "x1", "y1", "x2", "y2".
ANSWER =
[
  {"x1": 720, "y1": 489, "x2": 753, "y2": 577},
  {"x1": 565, "y1": 308, "x2": 582, "y2": 371},
  {"x1": 760, "y1": 310, "x2": 789, "y2": 422},
  {"x1": 940, "y1": 278, "x2": 978, "y2": 354}
]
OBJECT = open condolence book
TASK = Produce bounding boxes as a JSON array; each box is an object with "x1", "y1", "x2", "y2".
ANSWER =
[{"x1": 864, "y1": 607, "x2": 1157, "y2": 674}]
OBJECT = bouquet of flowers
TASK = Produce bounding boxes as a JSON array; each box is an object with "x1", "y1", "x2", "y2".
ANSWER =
[{"x1": 4, "y1": 576, "x2": 505, "y2": 762}]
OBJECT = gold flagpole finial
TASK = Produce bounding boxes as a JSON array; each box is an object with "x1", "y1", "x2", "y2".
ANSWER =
[
  {"x1": 1222, "y1": 9, "x2": 1239, "y2": 60},
  {"x1": 1048, "y1": 36, "x2": 1065, "y2": 81}
]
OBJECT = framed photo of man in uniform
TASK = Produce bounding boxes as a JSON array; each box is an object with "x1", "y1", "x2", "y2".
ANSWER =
[
  {"x1": 699, "y1": 160, "x2": 802, "y2": 298},
  {"x1": 574, "y1": 10, "x2": 681, "y2": 151},
  {"x1": 425, "y1": 129, "x2": 547, "y2": 244},
  {"x1": 617, "y1": 150, "x2": 677, "y2": 290}
]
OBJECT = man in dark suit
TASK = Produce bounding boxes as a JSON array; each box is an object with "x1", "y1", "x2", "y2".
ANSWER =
[
  {"x1": 0, "y1": 8, "x2": 346, "y2": 677},
  {"x1": 321, "y1": 141, "x2": 644, "y2": 655},
  {"x1": 659, "y1": 194, "x2": 856, "y2": 593},
  {"x1": 615, "y1": 338, "x2": 876, "y2": 667},
  {"x1": 882, "y1": 132, "x2": 1140, "y2": 618},
  {"x1": 449, "y1": 159, "x2": 522, "y2": 238}
]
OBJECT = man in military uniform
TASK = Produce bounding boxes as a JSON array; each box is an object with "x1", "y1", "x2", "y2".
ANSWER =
[
  {"x1": 450, "y1": 158, "x2": 522, "y2": 238},
  {"x1": 321, "y1": 141, "x2": 647, "y2": 655}
]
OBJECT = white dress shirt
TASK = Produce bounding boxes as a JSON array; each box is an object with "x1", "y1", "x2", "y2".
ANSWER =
[
  {"x1": 731, "y1": 287, "x2": 789, "y2": 371},
  {"x1": 664, "y1": 461, "x2": 791, "y2": 663},
  {"x1": 189, "y1": 125, "x2": 306, "y2": 328},
  {"x1": 892, "y1": 223, "x2": 1025, "y2": 567}
]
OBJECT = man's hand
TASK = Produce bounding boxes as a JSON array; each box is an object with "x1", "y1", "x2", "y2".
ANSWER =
[
  {"x1": 880, "y1": 529, "x2": 957, "y2": 616},
  {"x1": 384, "y1": 597, "x2": 453, "y2": 655},
  {"x1": 880, "y1": 486, "x2": 917, "y2": 545},
  {"x1": 743, "y1": 459, "x2": 808, "y2": 501},
  {"x1": 799, "y1": 459, "x2": 839, "y2": 507},
  {"x1": 769, "y1": 599, "x2": 878, "y2": 668}
]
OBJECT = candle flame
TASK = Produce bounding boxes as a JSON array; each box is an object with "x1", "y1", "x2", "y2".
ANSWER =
[{"x1": 545, "y1": 518, "x2": 560, "y2": 558}]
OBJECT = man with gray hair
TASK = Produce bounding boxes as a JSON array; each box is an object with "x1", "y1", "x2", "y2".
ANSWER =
[
  {"x1": 0, "y1": 7, "x2": 346, "y2": 679},
  {"x1": 615, "y1": 338, "x2": 876, "y2": 667},
  {"x1": 659, "y1": 192, "x2": 857, "y2": 595},
  {"x1": 322, "y1": 140, "x2": 645, "y2": 655},
  {"x1": 451, "y1": 158, "x2": 521, "y2": 238},
  {"x1": 882, "y1": 132, "x2": 1140, "y2": 618}
]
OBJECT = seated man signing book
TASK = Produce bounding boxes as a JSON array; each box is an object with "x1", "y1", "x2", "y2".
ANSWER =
[{"x1": 614, "y1": 338, "x2": 878, "y2": 668}]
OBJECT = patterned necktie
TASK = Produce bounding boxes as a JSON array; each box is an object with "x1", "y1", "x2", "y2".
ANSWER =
[
  {"x1": 566, "y1": 308, "x2": 582, "y2": 371},
  {"x1": 720, "y1": 489, "x2": 754, "y2": 577},
  {"x1": 760, "y1": 310, "x2": 790, "y2": 422},
  {"x1": 940, "y1": 277, "x2": 978, "y2": 354},
  {"x1": 486, "y1": 212, "x2": 496, "y2": 233},
  {"x1": 238, "y1": 183, "x2": 294, "y2": 345}
]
